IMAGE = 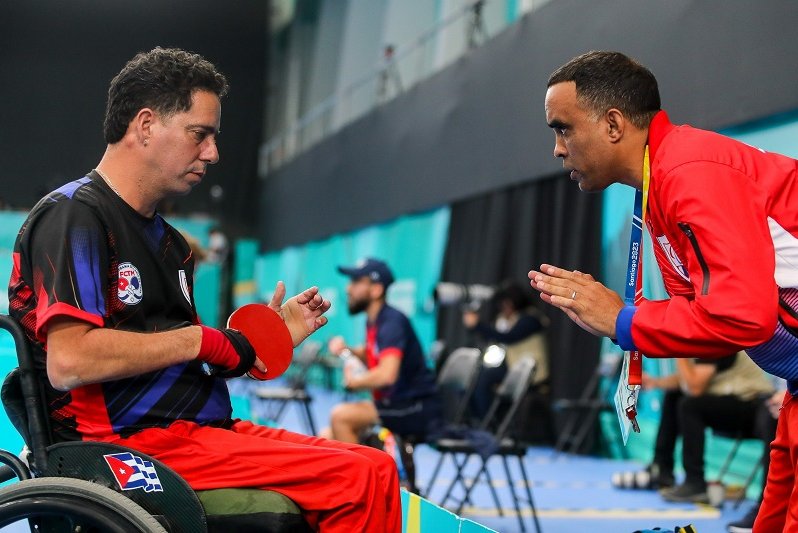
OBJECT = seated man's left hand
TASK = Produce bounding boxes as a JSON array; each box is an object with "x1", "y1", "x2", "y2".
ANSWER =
[{"x1": 268, "y1": 281, "x2": 331, "y2": 346}]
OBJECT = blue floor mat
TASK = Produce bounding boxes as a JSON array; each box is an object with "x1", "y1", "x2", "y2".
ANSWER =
[
  {"x1": 259, "y1": 381, "x2": 758, "y2": 533},
  {"x1": 0, "y1": 373, "x2": 758, "y2": 533}
]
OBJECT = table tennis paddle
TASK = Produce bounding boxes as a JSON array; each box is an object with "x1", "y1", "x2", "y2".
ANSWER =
[{"x1": 227, "y1": 303, "x2": 293, "y2": 380}]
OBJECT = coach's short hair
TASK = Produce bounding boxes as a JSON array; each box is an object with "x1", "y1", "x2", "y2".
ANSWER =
[{"x1": 548, "y1": 51, "x2": 660, "y2": 128}]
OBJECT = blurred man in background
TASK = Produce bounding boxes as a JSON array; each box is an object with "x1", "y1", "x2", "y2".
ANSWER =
[{"x1": 322, "y1": 258, "x2": 440, "y2": 444}]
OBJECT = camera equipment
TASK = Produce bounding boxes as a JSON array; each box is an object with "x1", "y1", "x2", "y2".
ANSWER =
[{"x1": 433, "y1": 282, "x2": 494, "y2": 310}]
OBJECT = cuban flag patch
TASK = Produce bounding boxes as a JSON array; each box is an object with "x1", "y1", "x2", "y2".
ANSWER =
[{"x1": 104, "y1": 452, "x2": 163, "y2": 493}]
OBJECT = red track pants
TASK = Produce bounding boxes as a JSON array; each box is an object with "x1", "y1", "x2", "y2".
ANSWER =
[
  {"x1": 756, "y1": 392, "x2": 797, "y2": 532},
  {"x1": 106, "y1": 420, "x2": 401, "y2": 533}
]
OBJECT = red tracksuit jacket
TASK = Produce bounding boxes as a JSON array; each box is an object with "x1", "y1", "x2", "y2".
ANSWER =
[{"x1": 616, "y1": 111, "x2": 798, "y2": 387}]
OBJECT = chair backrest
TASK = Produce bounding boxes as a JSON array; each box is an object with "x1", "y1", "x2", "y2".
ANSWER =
[
  {"x1": 481, "y1": 357, "x2": 536, "y2": 440},
  {"x1": 436, "y1": 346, "x2": 482, "y2": 425},
  {"x1": 428, "y1": 339, "x2": 446, "y2": 366},
  {"x1": 286, "y1": 340, "x2": 322, "y2": 388},
  {"x1": 0, "y1": 314, "x2": 53, "y2": 473}
]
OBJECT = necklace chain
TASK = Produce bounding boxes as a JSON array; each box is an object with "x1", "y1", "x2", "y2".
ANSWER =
[{"x1": 95, "y1": 168, "x2": 122, "y2": 198}]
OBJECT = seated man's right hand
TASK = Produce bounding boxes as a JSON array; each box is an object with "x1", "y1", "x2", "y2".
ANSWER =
[{"x1": 197, "y1": 325, "x2": 260, "y2": 377}]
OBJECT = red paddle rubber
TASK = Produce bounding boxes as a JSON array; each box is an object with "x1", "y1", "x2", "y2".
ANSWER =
[{"x1": 227, "y1": 304, "x2": 293, "y2": 380}]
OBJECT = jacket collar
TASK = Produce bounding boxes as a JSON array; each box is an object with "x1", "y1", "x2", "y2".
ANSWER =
[{"x1": 647, "y1": 110, "x2": 675, "y2": 161}]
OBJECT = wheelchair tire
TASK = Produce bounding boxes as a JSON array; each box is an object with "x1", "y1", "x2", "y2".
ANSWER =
[{"x1": 0, "y1": 477, "x2": 167, "y2": 532}]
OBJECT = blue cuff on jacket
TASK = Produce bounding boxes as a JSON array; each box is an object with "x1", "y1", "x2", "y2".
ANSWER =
[{"x1": 615, "y1": 305, "x2": 638, "y2": 351}]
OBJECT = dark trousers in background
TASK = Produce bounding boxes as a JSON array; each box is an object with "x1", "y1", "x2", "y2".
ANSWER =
[
  {"x1": 470, "y1": 364, "x2": 507, "y2": 421},
  {"x1": 654, "y1": 389, "x2": 775, "y2": 490},
  {"x1": 377, "y1": 394, "x2": 442, "y2": 440}
]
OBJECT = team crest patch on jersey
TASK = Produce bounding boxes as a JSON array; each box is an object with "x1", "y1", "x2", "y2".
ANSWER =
[
  {"x1": 179, "y1": 269, "x2": 191, "y2": 303},
  {"x1": 104, "y1": 452, "x2": 163, "y2": 493},
  {"x1": 656, "y1": 235, "x2": 690, "y2": 281},
  {"x1": 118, "y1": 262, "x2": 143, "y2": 305}
]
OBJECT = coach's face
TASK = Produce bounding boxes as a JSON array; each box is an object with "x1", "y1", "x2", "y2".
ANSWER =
[{"x1": 545, "y1": 81, "x2": 617, "y2": 192}]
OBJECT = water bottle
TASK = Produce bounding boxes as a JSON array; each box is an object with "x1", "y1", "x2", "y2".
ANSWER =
[{"x1": 340, "y1": 349, "x2": 367, "y2": 377}]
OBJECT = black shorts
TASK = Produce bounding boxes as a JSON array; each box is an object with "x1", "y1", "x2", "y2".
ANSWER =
[{"x1": 376, "y1": 395, "x2": 441, "y2": 439}]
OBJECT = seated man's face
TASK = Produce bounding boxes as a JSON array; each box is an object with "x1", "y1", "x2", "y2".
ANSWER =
[{"x1": 346, "y1": 277, "x2": 373, "y2": 315}]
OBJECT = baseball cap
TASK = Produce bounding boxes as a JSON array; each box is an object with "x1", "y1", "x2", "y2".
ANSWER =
[{"x1": 337, "y1": 258, "x2": 395, "y2": 287}]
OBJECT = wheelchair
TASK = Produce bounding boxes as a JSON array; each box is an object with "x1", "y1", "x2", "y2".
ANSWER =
[{"x1": 0, "y1": 314, "x2": 311, "y2": 532}]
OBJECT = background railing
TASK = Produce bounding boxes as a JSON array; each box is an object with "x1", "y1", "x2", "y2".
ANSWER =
[{"x1": 259, "y1": 0, "x2": 535, "y2": 177}]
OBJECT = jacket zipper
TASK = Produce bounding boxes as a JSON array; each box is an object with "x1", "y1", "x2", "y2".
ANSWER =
[
  {"x1": 678, "y1": 222, "x2": 710, "y2": 295},
  {"x1": 779, "y1": 298, "x2": 798, "y2": 337}
]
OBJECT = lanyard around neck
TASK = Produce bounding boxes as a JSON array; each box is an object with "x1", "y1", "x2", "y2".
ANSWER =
[{"x1": 624, "y1": 146, "x2": 650, "y2": 385}]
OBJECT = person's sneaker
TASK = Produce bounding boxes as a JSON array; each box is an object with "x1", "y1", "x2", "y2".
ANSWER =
[
  {"x1": 649, "y1": 463, "x2": 675, "y2": 489},
  {"x1": 726, "y1": 502, "x2": 759, "y2": 533},
  {"x1": 660, "y1": 482, "x2": 709, "y2": 503}
]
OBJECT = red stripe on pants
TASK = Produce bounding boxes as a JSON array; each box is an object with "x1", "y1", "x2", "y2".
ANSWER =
[
  {"x1": 756, "y1": 392, "x2": 797, "y2": 532},
  {"x1": 106, "y1": 420, "x2": 401, "y2": 533}
]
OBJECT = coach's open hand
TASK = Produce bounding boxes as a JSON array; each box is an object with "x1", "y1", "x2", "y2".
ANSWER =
[
  {"x1": 529, "y1": 263, "x2": 625, "y2": 338},
  {"x1": 268, "y1": 281, "x2": 331, "y2": 346}
]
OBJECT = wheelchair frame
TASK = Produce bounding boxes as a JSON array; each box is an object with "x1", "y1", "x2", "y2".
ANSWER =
[{"x1": 0, "y1": 314, "x2": 226, "y2": 532}]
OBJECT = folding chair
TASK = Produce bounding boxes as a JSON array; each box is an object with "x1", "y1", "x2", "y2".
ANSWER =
[
  {"x1": 431, "y1": 357, "x2": 542, "y2": 533},
  {"x1": 713, "y1": 429, "x2": 767, "y2": 509},
  {"x1": 419, "y1": 346, "x2": 483, "y2": 497},
  {"x1": 552, "y1": 353, "x2": 622, "y2": 456},
  {"x1": 251, "y1": 340, "x2": 322, "y2": 435}
]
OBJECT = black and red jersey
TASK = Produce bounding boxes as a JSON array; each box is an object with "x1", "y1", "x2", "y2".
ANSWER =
[{"x1": 8, "y1": 171, "x2": 231, "y2": 441}]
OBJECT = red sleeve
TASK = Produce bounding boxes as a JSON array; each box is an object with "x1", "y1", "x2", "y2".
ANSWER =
[
  {"x1": 378, "y1": 347, "x2": 403, "y2": 360},
  {"x1": 633, "y1": 161, "x2": 778, "y2": 357}
]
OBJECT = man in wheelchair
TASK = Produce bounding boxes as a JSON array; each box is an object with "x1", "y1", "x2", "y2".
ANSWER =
[{"x1": 5, "y1": 47, "x2": 400, "y2": 533}]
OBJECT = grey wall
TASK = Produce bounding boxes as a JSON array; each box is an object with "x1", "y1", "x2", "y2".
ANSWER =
[
  {"x1": 1, "y1": 0, "x2": 268, "y2": 235},
  {"x1": 259, "y1": 0, "x2": 798, "y2": 250}
]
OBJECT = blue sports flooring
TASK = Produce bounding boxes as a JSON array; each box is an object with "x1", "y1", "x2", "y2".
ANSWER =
[
  {"x1": 257, "y1": 381, "x2": 758, "y2": 533},
  {"x1": 0, "y1": 367, "x2": 758, "y2": 533}
]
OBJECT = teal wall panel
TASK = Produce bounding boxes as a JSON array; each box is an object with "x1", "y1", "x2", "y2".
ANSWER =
[
  {"x1": 0, "y1": 335, "x2": 24, "y2": 463},
  {"x1": 234, "y1": 238, "x2": 260, "y2": 308},
  {"x1": 0, "y1": 211, "x2": 29, "y2": 314},
  {"x1": 249, "y1": 207, "x2": 451, "y2": 357}
]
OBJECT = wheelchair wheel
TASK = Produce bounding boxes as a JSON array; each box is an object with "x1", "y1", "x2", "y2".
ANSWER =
[{"x1": 0, "y1": 477, "x2": 167, "y2": 532}]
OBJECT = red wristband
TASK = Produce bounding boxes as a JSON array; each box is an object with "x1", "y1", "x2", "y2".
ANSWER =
[{"x1": 198, "y1": 325, "x2": 238, "y2": 370}]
